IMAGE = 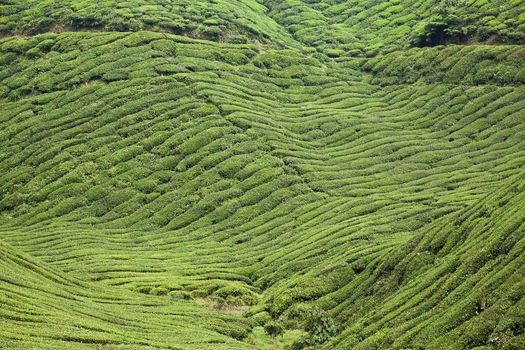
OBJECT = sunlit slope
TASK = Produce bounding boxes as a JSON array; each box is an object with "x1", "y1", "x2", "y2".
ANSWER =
[
  {"x1": 325, "y1": 173, "x2": 525, "y2": 349},
  {"x1": 1, "y1": 30, "x2": 524, "y2": 349},
  {"x1": 364, "y1": 44, "x2": 525, "y2": 85},
  {"x1": 0, "y1": 239, "x2": 255, "y2": 349},
  {"x1": 0, "y1": 0, "x2": 298, "y2": 47},
  {"x1": 0, "y1": 32, "x2": 318, "y2": 229},
  {"x1": 3, "y1": 0, "x2": 524, "y2": 56},
  {"x1": 1, "y1": 33, "x2": 524, "y2": 230}
]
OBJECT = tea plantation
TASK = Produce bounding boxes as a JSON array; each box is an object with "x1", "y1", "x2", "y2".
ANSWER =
[{"x1": 0, "y1": 1, "x2": 524, "y2": 349}]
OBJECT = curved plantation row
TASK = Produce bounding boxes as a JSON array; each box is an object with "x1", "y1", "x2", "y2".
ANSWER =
[
  {"x1": 263, "y1": 0, "x2": 525, "y2": 56},
  {"x1": 326, "y1": 173, "x2": 525, "y2": 349},
  {"x1": 363, "y1": 44, "x2": 525, "y2": 85},
  {"x1": 0, "y1": 240, "x2": 256, "y2": 349},
  {"x1": 0, "y1": 0, "x2": 297, "y2": 47},
  {"x1": 2, "y1": 0, "x2": 524, "y2": 56},
  {"x1": 1, "y1": 30, "x2": 524, "y2": 349}
]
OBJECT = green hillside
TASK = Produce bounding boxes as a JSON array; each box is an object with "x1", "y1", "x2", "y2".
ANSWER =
[{"x1": 0, "y1": 1, "x2": 524, "y2": 349}]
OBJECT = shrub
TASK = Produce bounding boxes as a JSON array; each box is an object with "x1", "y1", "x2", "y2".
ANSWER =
[
  {"x1": 196, "y1": 25, "x2": 223, "y2": 40},
  {"x1": 408, "y1": 0, "x2": 521, "y2": 47},
  {"x1": 214, "y1": 285, "x2": 259, "y2": 306},
  {"x1": 222, "y1": 51, "x2": 250, "y2": 65},
  {"x1": 168, "y1": 290, "x2": 192, "y2": 300},
  {"x1": 325, "y1": 48, "x2": 345, "y2": 58},
  {"x1": 25, "y1": 47, "x2": 42, "y2": 58},
  {"x1": 105, "y1": 17, "x2": 143, "y2": 32},
  {"x1": 252, "y1": 311, "x2": 272, "y2": 326},
  {"x1": 135, "y1": 178, "x2": 158, "y2": 193},
  {"x1": 293, "y1": 308, "x2": 338, "y2": 348},
  {"x1": 69, "y1": 14, "x2": 102, "y2": 29},
  {"x1": 264, "y1": 321, "x2": 284, "y2": 339},
  {"x1": 151, "y1": 39, "x2": 177, "y2": 56},
  {"x1": 102, "y1": 70, "x2": 128, "y2": 82},
  {"x1": 85, "y1": 185, "x2": 108, "y2": 201},
  {"x1": 3, "y1": 38, "x2": 31, "y2": 53},
  {"x1": 410, "y1": 20, "x2": 450, "y2": 47},
  {"x1": 150, "y1": 287, "x2": 169, "y2": 296}
]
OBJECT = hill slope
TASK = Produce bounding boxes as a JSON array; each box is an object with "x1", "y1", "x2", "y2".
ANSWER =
[
  {"x1": 0, "y1": 239, "x2": 255, "y2": 349},
  {"x1": 1, "y1": 1, "x2": 524, "y2": 349}
]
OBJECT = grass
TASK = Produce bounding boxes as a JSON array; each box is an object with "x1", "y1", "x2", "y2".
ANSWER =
[{"x1": 0, "y1": 1, "x2": 524, "y2": 349}]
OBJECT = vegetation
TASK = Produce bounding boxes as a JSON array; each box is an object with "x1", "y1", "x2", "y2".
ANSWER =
[
  {"x1": 293, "y1": 308, "x2": 338, "y2": 349},
  {"x1": 0, "y1": 1, "x2": 524, "y2": 349},
  {"x1": 0, "y1": 0, "x2": 297, "y2": 45},
  {"x1": 2, "y1": 0, "x2": 524, "y2": 55},
  {"x1": 411, "y1": 0, "x2": 525, "y2": 47},
  {"x1": 264, "y1": 321, "x2": 285, "y2": 339}
]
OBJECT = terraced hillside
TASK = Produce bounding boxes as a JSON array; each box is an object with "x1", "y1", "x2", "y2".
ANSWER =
[
  {"x1": 3, "y1": 0, "x2": 525, "y2": 55},
  {"x1": 1, "y1": 1, "x2": 524, "y2": 349},
  {"x1": 265, "y1": 0, "x2": 525, "y2": 55},
  {"x1": 0, "y1": 239, "x2": 255, "y2": 349}
]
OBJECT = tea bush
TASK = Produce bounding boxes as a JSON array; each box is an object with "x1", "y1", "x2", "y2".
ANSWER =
[{"x1": 0, "y1": 3, "x2": 524, "y2": 349}]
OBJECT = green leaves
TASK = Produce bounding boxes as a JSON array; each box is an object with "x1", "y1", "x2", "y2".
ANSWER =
[
  {"x1": 292, "y1": 308, "x2": 338, "y2": 349},
  {"x1": 0, "y1": 4, "x2": 524, "y2": 348},
  {"x1": 411, "y1": 0, "x2": 525, "y2": 47},
  {"x1": 264, "y1": 320, "x2": 285, "y2": 338}
]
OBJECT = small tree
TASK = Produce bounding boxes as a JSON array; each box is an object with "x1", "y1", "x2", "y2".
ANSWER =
[
  {"x1": 292, "y1": 307, "x2": 337, "y2": 349},
  {"x1": 304, "y1": 308, "x2": 337, "y2": 344},
  {"x1": 410, "y1": 0, "x2": 472, "y2": 47}
]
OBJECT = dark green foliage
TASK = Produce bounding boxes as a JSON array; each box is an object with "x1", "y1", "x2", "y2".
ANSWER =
[
  {"x1": 264, "y1": 321, "x2": 285, "y2": 338},
  {"x1": 214, "y1": 285, "x2": 259, "y2": 306},
  {"x1": 364, "y1": 45, "x2": 525, "y2": 85},
  {"x1": 264, "y1": 0, "x2": 525, "y2": 55},
  {"x1": 292, "y1": 308, "x2": 337, "y2": 349},
  {"x1": 411, "y1": 0, "x2": 472, "y2": 47},
  {"x1": 411, "y1": 0, "x2": 525, "y2": 47}
]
